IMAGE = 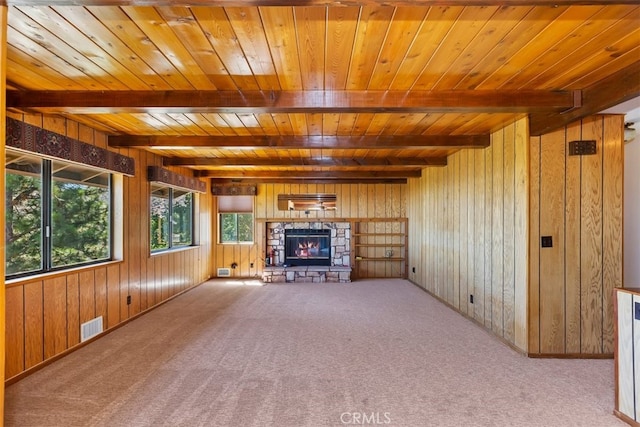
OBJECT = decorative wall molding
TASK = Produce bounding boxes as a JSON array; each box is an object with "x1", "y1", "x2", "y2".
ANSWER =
[
  {"x1": 6, "y1": 117, "x2": 135, "y2": 176},
  {"x1": 211, "y1": 185, "x2": 257, "y2": 196},
  {"x1": 147, "y1": 165, "x2": 206, "y2": 193}
]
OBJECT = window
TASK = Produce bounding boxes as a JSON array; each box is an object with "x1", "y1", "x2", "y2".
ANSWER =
[
  {"x1": 5, "y1": 150, "x2": 112, "y2": 278},
  {"x1": 220, "y1": 213, "x2": 254, "y2": 243},
  {"x1": 218, "y1": 196, "x2": 253, "y2": 244},
  {"x1": 150, "y1": 184, "x2": 193, "y2": 252}
]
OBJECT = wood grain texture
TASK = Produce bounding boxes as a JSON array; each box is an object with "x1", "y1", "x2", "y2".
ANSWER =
[
  {"x1": 528, "y1": 135, "x2": 541, "y2": 354},
  {"x1": 66, "y1": 274, "x2": 80, "y2": 347},
  {"x1": 24, "y1": 281, "x2": 43, "y2": 369},
  {"x1": 119, "y1": 147, "x2": 131, "y2": 322},
  {"x1": 484, "y1": 144, "x2": 493, "y2": 328},
  {"x1": 407, "y1": 179, "x2": 417, "y2": 283},
  {"x1": 5, "y1": 4, "x2": 638, "y2": 185},
  {"x1": 78, "y1": 270, "x2": 96, "y2": 325},
  {"x1": 452, "y1": 154, "x2": 460, "y2": 310},
  {"x1": 511, "y1": 116, "x2": 528, "y2": 351},
  {"x1": 5, "y1": 286, "x2": 24, "y2": 379},
  {"x1": 435, "y1": 168, "x2": 443, "y2": 296},
  {"x1": 539, "y1": 128, "x2": 566, "y2": 353},
  {"x1": 474, "y1": 149, "x2": 485, "y2": 324},
  {"x1": 467, "y1": 148, "x2": 476, "y2": 316},
  {"x1": 94, "y1": 268, "x2": 108, "y2": 325},
  {"x1": 406, "y1": 118, "x2": 528, "y2": 350},
  {"x1": 127, "y1": 149, "x2": 142, "y2": 317},
  {"x1": 106, "y1": 264, "x2": 121, "y2": 329},
  {"x1": 458, "y1": 150, "x2": 469, "y2": 316},
  {"x1": 580, "y1": 116, "x2": 604, "y2": 354},
  {"x1": 564, "y1": 122, "x2": 582, "y2": 353},
  {"x1": 529, "y1": 115, "x2": 623, "y2": 356},
  {"x1": 503, "y1": 124, "x2": 516, "y2": 343},
  {"x1": 43, "y1": 277, "x2": 67, "y2": 359},
  {"x1": 602, "y1": 115, "x2": 623, "y2": 354},
  {"x1": 492, "y1": 128, "x2": 504, "y2": 336}
]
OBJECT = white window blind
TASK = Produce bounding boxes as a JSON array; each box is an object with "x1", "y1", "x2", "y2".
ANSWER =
[{"x1": 218, "y1": 195, "x2": 253, "y2": 213}]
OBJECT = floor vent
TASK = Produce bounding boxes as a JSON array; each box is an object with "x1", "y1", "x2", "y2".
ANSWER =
[
  {"x1": 217, "y1": 268, "x2": 231, "y2": 277},
  {"x1": 81, "y1": 316, "x2": 103, "y2": 342}
]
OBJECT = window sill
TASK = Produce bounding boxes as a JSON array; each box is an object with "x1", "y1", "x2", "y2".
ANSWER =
[
  {"x1": 218, "y1": 242, "x2": 255, "y2": 245},
  {"x1": 150, "y1": 245, "x2": 201, "y2": 257},
  {"x1": 5, "y1": 259, "x2": 124, "y2": 288}
]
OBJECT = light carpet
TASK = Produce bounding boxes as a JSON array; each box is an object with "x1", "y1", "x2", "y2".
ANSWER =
[{"x1": 4, "y1": 279, "x2": 625, "y2": 427}]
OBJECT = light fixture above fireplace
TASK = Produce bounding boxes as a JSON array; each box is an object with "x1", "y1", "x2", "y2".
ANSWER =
[{"x1": 277, "y1": 194, "x2": 337, "y2": 211}]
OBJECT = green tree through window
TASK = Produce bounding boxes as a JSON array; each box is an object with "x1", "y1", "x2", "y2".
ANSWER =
[
  {"x1": 150, "y1": 185, "x2": 193, "y2": 252},
  {"x1": 220, "y1": 213, "x2": 253, "y2": 243},
  {"x1": 5, "y1": 152, "x2": 111, "y2": 278},
  {"x1": 51, "y1": 180, "x2": 110, "y2": 267},
  {"x1": 5, "y1": 168, "x2": 42, "y2": 275}
]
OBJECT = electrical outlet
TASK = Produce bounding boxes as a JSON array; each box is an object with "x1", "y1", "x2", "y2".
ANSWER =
[
  {"x1": 412, "y1": 267, "x2": 416, "y2": 273},
  {"x1": 126, "y1": 295, "x2": 131, "y2": 305},
  {"x1": 470, "y1": 294, "x2": 474, "y2": 304},
  {"x1": 250, "y1": 262, "x2": 254, "y2": 268},
  {"x1": 541, "y1": 236, "x2": 553, "y2": 248}
]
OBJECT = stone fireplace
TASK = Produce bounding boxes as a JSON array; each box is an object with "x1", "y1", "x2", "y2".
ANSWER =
[{"x1": 262, "y1": 221, "x2": 351, "y2": 283}]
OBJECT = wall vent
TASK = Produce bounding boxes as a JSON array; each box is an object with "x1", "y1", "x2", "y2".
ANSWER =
[
  {"x1": 80, "y1": 316, "x2": 103, "y2": 342},
  {"x1": 217, "y1": 268, "x2": 231, "y2": 277}
]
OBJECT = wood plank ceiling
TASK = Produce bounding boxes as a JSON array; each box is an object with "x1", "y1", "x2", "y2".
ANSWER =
[{"x1": 3, "y1": 0, "x2": 640, "y2": 184}]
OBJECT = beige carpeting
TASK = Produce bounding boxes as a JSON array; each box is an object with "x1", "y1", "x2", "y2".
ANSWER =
[{"x1": 4, "y1": 279, "x2": 625, "y2": 427}]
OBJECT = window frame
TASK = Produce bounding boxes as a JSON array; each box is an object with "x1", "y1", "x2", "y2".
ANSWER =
[
  {"x1": 219, "y1": 212, "x2": 254, "y2": 244},
  {"x1": 149, "y1": 184, "x2": 195, "y2": 253},
  {"x1": 5, "y1": 151, "x2": 113, "y2": 279}
]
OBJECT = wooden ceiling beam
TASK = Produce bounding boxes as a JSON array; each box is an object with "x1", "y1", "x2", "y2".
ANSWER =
[
  {"x1": 210, "y1": 178, "x2": 408, "y2": 185},
  {"x1": 164, "y1": 156, "x2": 447, "y2": 167},
  {"x1": 530, "y1": 61, "x2": 640, "y2": 136},
  {"x1": 3, "y1": 1, "x2": 636, "y2": 6},
  {"x1": 198, "y1": 170, "x2": 421, "y2": 179},
  {"x1": 110, "y1": 134, "x2": 489, "y2": 149},
  {"x1": 7, "y1": 90, "x2": 576, "y2": 114}
]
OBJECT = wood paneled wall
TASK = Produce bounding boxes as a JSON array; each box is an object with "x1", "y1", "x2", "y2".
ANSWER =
[
  {"x1": 4, "y1": 112, "x2": 214, "y2": 381},
  {"x1": 212, "y1": 183, "x2": 406, "y2": 278},
  {"x1": 1, "y1": 4, "x2": 9, "y2": 418},
  {"x1": 407, "y1": 118, "x2": 529, "y2": 351},
  {"x1": 529, "y1": 115, "x2": 623, "y2": 356}
]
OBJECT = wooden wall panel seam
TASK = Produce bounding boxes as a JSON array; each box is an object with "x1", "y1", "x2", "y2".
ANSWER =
[
  {"x1": 538, "y1": 136, "x2": 542, "y2": 354},
  {"x1": 600, "y1": 116, "x2": 605, "y2": 354},
  {"x1": 563, "y1": 125, "x2": 567, "y2": 354},
  {"x1": 579, "y1": 119, "x2": 583, "y2": 353}
]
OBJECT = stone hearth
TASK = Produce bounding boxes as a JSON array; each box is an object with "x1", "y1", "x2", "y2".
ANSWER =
[{"x1": 262, "y1": 266, "x2": 351, "y2": 283}]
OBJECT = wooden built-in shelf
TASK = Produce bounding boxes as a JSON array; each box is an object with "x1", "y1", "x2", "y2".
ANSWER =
[
  {"x1": 351, "y1": 218, "x2": 408, "y2": 279},
  {"x1": 353, "y1": 233, "x2": 406, "y2": 237},
  {"x1": 354, "y1": 243, "x2": 405, "y2": 247}
]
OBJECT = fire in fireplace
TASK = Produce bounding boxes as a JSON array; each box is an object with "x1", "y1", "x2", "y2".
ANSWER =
[{"x1": 284, "y1": 229, "x2": 331, "y2": 266}]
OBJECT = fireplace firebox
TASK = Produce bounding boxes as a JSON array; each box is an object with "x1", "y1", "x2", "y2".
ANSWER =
[{"x1": 284, "y1": 229, "x2": 331, "y2": 266}]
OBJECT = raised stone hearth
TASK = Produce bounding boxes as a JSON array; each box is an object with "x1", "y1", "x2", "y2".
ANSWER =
[
  {"x1": 263, "y1": 221, "x2": 351, "y2": 283},
  {"x1": 262, "y1": 266, "x2": 351, "y2": 283}
]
